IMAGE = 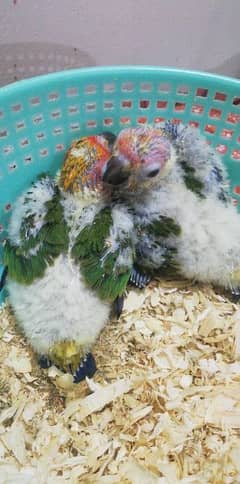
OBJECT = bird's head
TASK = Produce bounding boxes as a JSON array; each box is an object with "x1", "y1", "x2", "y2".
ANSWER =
[
  {"x1": 59, "y1": 132, "x2": 115, "y2": 193},
  {"x1": 102, "y1": 126, "x2": 176, "y2": 194}
]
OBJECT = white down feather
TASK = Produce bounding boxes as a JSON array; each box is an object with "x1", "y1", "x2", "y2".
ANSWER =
[{"x1": 133, "y1": 177, "x2": 240, "y2": 289}]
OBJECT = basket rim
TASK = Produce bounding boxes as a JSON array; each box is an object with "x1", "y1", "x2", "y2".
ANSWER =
[{"x1": 0, "y1": 65, "x2": 239, "y2": 98}]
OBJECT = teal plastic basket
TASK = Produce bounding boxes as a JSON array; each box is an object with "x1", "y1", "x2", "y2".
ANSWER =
[{"x1": 1, "y1": 66, "x2": 240, "y2": 303}]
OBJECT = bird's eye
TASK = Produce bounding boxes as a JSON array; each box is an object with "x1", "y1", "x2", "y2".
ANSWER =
[{"x1": 147, "y1": 168, "x2": 160, "y2": 178}]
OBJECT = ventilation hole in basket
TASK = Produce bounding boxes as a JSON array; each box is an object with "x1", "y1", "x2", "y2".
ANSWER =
[
  {"x1": 48, "y1": 92, "x2": 59, "y2": 102},
  {"x1": 159, "y1": 82, "x2": 170, "y2": 93},
  {"x1": 191, "y1": 104, "x2": 204, "y2": 115},
  {"x1": 68, "y1": 105, "x2": 79, "y2": 115},
  {"x1": 70, "y1": 122, "x2": 80, "y2": 131},
  {"x1": 175, "y1": 102, "x2": 186, "y2": 112},
  {"x1": 122, "y1": 82, "x2": 134, "y2": 92},
  {"x1": 33, "y1": 114, "x2": 44, "y2": 125},
  {"x1": 216, "y1": 144, "x2": 227, "y2": 154},
  {"x1": 84, "y1": 84, "x2": 97, "y2": 95},
  {"x1": 157, "y1": 101, "x2": 168, "y2": 109},
  {"x1": 137, "y1": 116, "x2": 147, "y2": 125},
  {"x1": 39, "y1": 148, "x2": 48, "y2": 157},
  {"x1": 221, "y1": 129, "x2": 234, "y2": 139},
  {"x1": 234, "y1": 186, "x2": 240, "y2": 195},
  {"x1": 214, "y1": 92, "x2": 227, "y2": 102},
  {"x1": 154, "y1": 117, "x2": 165, "y2": 124},
  {"x1": 233, "y1": 97, "x2": 240, "y2": 106},
  {"x1": 103, "y1": 83, "x2": 115, "y2": 93},
  {"x1": 24, "y1": 155, "x2": 33, "y2": 164},
  {"x1": 189, "y1": 121, "x2": 199, "y2": 128},
  {"x1": 55, "y1": 144, "x2": 65, "y2": 152},
  {"x1": 3, "y1": 145, "x2": 14, "y2": 155},
  {"x1": 209, "y1": 108, "x2": 222, "y2": 119},
  {"x1": 8, "y1": 162, "x2": 17, "y2": 172},
  {"x1": 140, "y1": 100, "x2": 150, "y2": 109},
  {"x1": 36, "y1": 132, "x2": 46, "y2": 141},
  {"x1": 0, "y1": 130, "x2": 8, "y2": 138},
  {"x1": 86, "y1": 120, "x2": 97, "y2": 128},
  {"x1": 11, "y1": 103, "x2": 22, "y2": 112},
  {"x1": 172, "y1": 118, "x2": 181, "y2": 125},
  {"x1": 205, "y1": 124, "x2": 216, "y2": 134},
  {"x1": 227, "y1": 113, "x2": 240, "y2": 124},
  {"x1": 232, "y1": 149, "x2": 240, "y2": 160},
  {"x1": 177, "y1": 85, "x2": 190, "y2": 95},
  {"x1": 20, "y1": 138, "x2": 30, "y2": 147},
  {"x1": 16, "y1": 121, "x2": 26, "y2": 131},
  {"x1": 0, "y1": 225, "x2": 3, "y2": 233},
  {"x1": 67, "y1": 87, "x2": 79, "y2": 97},
  {"x1": 4, "y1": 203, "x2": 12, "y2": 212},
  {"x1": 53, "y1": 127, "x2": 63, "y2": 136},
  {"x1": 103, "y1": 118, "x2": 113, "y2": 126},
  {"x1": 121, "y1": 100, "x2": 132, "y2": 109},
  {"x1": 104, "y1": 101, "x2": 114, "y2": 110},
  {"x1": 30, "y1": 97, "x2": 40, "y2": 107},
  {"x1": 140, "y1": 82, "x2": 153, "y2": 92},
  {"x1": 120, "y1": 117, "x2": 131, "y2": 126},
  {"x1": 51, "y1": 110, "x2": 62, "y2": 119},
  {"x1": 0, "y1": 111, "x2": 4, "y2": 118},
  {"x1": 85, "y1": 102, "x2": 96, "y2": 112},
  {"x1": 196, "y1": 88, "x2": 208, "y2": 98},
  {"x1": 232, "y1": 198, "x2": 239, "y2": 207}
]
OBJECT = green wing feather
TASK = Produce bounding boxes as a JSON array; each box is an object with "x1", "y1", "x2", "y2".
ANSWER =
[
  {"x1": 4, "y1": 182, "x2": 69, "y2": 285},
  {"x1": 147, "y1": 216, "x2": 181, "y2": 237},
  {"x1": 135, "y1": 216, "x2": 181, "y2": 277},
  {"x1": 72, "y1": 207, "x2": 133, "y2": 302},
  {"x1": 180, "y1": 161, "x2": 205, "y2": 198}
]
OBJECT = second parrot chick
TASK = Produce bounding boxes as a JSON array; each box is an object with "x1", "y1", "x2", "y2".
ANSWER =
[
  {"x1": 103, "y1": 123, "x2": 240, "y2": 294},
  {"x1": 3, "y1": 133, "x2": 135, "y2": 382}
]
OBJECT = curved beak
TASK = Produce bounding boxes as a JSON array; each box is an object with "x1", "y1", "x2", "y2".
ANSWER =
[{"x1": 102, "y1": 156, "x2": 130, "y2": 186}]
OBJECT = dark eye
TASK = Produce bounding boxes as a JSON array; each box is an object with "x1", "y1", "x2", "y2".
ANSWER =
[{"x1": 147, "y1": 168, "x2": 160, "y2": 178}]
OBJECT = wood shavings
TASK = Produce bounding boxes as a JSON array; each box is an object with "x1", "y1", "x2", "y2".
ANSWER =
[{"x1": 1, "y1": 279, "x2": 240, "y2": 482}]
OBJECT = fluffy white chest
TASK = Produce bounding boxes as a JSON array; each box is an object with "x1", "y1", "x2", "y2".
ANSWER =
[{"x1": 8, "y1": 254, "x2": 110, "y2": 354}]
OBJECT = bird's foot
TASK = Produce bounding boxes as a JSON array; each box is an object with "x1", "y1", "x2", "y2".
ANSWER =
[
  {"x1": 0, "y1": 266, "x2": 8, "y2": 292},
  {"x1": 229, "y1": 286, "x2": 240, "y2": 302},
  {"x1": 38, "y1": 354, "x2": 52, "y2": 369},
  {"x1": 129, "y1": 267, "x2": 151, "y2": 289},
  {"x1": 70, "y1": 353, "x2": 97, "y2": 383},
  {"x1": 47, "y1": 340, "x2": 97, "y2": 383}
]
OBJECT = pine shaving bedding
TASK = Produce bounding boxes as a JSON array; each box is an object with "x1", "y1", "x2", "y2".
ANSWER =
[{"x1": 0, "y1": 279, "x2": 240, "y2": 483}]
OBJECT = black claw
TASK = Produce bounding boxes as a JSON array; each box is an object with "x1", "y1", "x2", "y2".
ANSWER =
[
  {"x1": 129, "y1": 267, "x2": 151, "y2": 289},
  {"x1": 0, "y1": 266, "x2": 8, "y2": 292},
  {"x1": 229, "y1": 287, "x2": 240, "y2": 302},
  {"x1": 38, "y1": 355, "x2": 52, "y2": 369},
  {"x1": 112, "y1": 295, "x2": 124, "y2": 319},
  {"x1": 73, "y1": 353, "x2": 97, "y2": 383}
]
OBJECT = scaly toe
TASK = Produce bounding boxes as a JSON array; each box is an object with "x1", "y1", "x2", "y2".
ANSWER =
[
  {"x1": 73, "y1": 353, "x2": 97, "y2": 383},
  {"x1": 38, "y1": 355, "x2": 52, "y2": 369}
]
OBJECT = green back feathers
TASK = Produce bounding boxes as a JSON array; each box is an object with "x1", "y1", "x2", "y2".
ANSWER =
[
  {"x1": 147, "y1": 216, "x2": 181, "y2": 238},
  {"x1": 180, "y1": 161, "x2": 205, "y2": 198},
  {"x1": 4, "y1": 185, "x2": 69, "y2": 285},
  {"x1": 71, "y1": 207, "x2": 132, "y2": 302}
]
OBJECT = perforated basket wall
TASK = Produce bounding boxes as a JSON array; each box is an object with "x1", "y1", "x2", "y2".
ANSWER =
[{"x1": 0, "y1": 66, "x2": 240, "y2": 303}]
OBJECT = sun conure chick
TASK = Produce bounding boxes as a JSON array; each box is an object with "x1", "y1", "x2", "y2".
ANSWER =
[
  {"x1": 2, "y1": 132, "x2": 136, "y2": 382},
  {"x1": 103, "y1": 123, "x2": 240, "y2": 296}
]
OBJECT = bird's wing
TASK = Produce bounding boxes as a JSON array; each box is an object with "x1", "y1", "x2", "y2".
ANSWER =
[
  {"x1": 134, "y1": 215, "x2": 181, "y2": 276},
  {"x1": 3, "y1": 174, "x2": 69, "y2": 285},
  {"x1": 165, "y1": 121, "x2": 229, "y2": 201},
  {"x1": 71, "y1": 205, "x2": 134, "y2": 302}
]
